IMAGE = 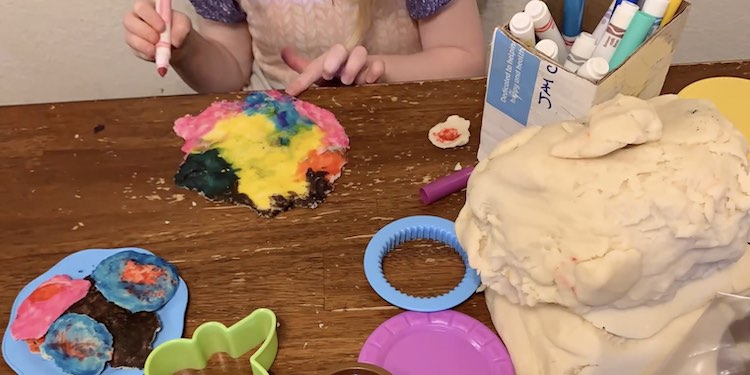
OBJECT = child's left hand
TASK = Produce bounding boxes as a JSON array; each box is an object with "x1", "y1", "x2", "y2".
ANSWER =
[{"x1": 282, "y1": 44, "x2": 385, "y2": 96}]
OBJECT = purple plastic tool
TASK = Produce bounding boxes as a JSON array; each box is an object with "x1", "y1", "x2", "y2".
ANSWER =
[
  {"x1": 358, "y1": 310, "x2": 515, "y2": 375},
  {"x1": 419, "y1": 166, "x2": 475, "y2": 205}
]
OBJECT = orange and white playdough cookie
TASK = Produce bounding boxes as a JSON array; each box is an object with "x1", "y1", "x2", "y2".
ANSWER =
[
  {"x1": 428, "y1": 115, "x2": 471, "y2": 149},
  {"x1": 173, "y1": 91, "x2": 349, "y2": 217}
]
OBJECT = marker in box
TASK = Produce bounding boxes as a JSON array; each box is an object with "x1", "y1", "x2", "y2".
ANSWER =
[
  {"x1": 525, "y1": 0, "x2": 568, "y2": 59},
  {"x1": 660, "y1": 0, "x2": 683, "y2": 27},
  {"x1": 509, "y1": 12, "x2": 536, "y2": 47},
  {"x1": 577, "y1": 57, "x2": 610, "y2": 81},
  {"x1": 535, "y1": 39, "x2": 560, "y2": 62},
  {"x1": 591, "y1": 1, "x2": 638, "y2": 63},
  {"x1": 562, "y1": 0, "x2": 585, "y2": 48},
  {"x1": 609, "y1": 10, "x2": 656, "y2": 69},
  {"x1": 563, "y1": 32, "x2": 596, "y2": 73},
  {"x1": 642, "y1": 0, "x2": 670, "y2": 38},
  {"x1": 592, "y1": 0, "x2": 638, "y2": 43},
  {"x1": 592, "y1": 0, "x2": 616, "y2": 42}
]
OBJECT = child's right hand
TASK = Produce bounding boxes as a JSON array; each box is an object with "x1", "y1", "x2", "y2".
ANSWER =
[{"x1": 124, "y1": 0, "x2": 192, "y2": 62}]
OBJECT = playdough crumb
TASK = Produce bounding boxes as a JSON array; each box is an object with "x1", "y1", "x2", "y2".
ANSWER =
[{"x1": 428, "y1": 115, "x2": 470, "y2": 149}]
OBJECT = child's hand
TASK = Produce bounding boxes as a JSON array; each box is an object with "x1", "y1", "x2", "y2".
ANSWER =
[
  {"x1": 282, "y1": 44, "x2": 385, "y2": 96},
  {"x1": 124, "y1": 0, "x2": 192, "y2": 62}
]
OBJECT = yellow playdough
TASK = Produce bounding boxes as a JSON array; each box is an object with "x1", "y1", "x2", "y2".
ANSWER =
[{"x1": 202, "y1": 113, "x2": 324, "y2": 210}]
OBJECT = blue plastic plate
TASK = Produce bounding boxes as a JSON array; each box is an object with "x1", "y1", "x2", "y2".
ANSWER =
[{"x1": 2, "y1": 247, "x2": 189, "y2": 375}]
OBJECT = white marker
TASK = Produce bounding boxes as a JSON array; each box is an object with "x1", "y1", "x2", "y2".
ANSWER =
[
  {"x1": 592, "y1": 1, "x2": 639, "y2": 63},
  {"x1": 592, "y1": 0, "x2": 617, "y2": 43},
  {"x1": 525, "y1": 0, "x2": 568, "y2": 60},
  {"x1": 535, "y1": 39, "x2": 560, "y2": 62},
  {"x1": 509, "y1": 12, "x2": 536, "y2": 47},
  {"x1": 642, "y1": 0, "x2": 670, "y2": 38},
  {"x1": 577, "y1": 57, "x2": 610, "y2": 81},
  {"x1": 563, "y1": 32, "x2": 596, "y2": 73}
]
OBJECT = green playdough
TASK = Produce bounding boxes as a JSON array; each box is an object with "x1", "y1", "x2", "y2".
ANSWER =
[{"x1": 174, "y1": 149, "x2": 239, "y2": 200}]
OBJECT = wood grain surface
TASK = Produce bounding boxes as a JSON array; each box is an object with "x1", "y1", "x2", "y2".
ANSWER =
[{"x1": 1, "y1": 60, "x2": 748, "y2": 375}]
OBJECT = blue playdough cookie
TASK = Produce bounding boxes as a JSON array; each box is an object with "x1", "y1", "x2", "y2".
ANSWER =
[
  {"x1": 91, "y1": 250, "x2": 179, "y2": 313},
  {"x1": 40, "y1": 313, "x2": 114, "y2": 375}
]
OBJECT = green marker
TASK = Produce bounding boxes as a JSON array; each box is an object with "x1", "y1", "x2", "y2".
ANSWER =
[{"x1": 609, "y1": 10, "x2": 656, "y2": 70}]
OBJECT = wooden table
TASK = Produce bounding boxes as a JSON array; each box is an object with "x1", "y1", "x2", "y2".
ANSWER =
[{"x1": 1, "y1": 60, "x2": 748, "y2": 375}]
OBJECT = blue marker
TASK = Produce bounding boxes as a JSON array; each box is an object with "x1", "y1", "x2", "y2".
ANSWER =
[
  {"x1": 562, "y1": 0, "x2": 586, "y2": 49},
  {"x1": 613, "y1": 0, "x2": 639, "y2": 13}
]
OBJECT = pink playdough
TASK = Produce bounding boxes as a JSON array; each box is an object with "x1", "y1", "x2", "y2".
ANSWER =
[{"x1": 10, "y1": 275, "x2": 91, "y2": 340}]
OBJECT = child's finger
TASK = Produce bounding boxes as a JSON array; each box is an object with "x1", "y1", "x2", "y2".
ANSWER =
[
  {"x1": 171, "y1": 12, "x2": 192, "y2": 47},
  {"x1": 134, "y1": 0, "x2": 166, "y2": 33},
  {"x1": 340, "y1": 46, "x2": 368, "y2": 85},
  {"x1": 285, "y1": 57, "x2": 325, "y2": 96},
  {"x1": 281, "y1": 47, "x2": 312, "y2": 73},
  {"x1": 124, "y1": 14, "x2": 160, "y2": 45},
  {"x1": 321, "y1": 44, "x2": 349, "y2": 81},
  {"x1": 365, "y1": 59, "x2": 385, "y2": 83},
  {"x1": 126, "y1": 34, "x2": 156, "y2": 61}
]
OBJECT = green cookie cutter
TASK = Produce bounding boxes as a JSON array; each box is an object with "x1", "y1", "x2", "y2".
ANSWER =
[{"x1": 144, "y1": 308, "x2": 278, "y2": 375}]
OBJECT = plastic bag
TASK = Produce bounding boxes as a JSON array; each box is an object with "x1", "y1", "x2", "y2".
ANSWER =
[{"x1": 657, "y1": 292, "x2": 750, "y2": 375}]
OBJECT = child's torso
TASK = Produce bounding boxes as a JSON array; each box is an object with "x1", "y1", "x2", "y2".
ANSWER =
[{"x1": 239, "y1": 0, "x2": 423, "y2": 88}]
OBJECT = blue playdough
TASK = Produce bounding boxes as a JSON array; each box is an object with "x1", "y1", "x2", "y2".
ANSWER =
[
  {"x1": 92, "y1": 251, "x2": 179, "y2": 313},
  {"x1": 41, "y1": 313, "x2": 114, "y2": 375}
]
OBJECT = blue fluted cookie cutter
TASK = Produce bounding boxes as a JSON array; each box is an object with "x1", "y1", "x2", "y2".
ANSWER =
[{"x1": 363, "y1": 215, "x2": 481, "y2": 312}]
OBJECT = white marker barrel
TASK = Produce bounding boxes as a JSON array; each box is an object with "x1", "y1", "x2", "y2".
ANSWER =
[
  {"x1": 563, "y1": 32, "x2": 596, "y2": 73},
  {"x1": 535, "y1": 39, "x2": 560, "y2": 62},
  {"x1": 592, "y1": 1, "x2": 639, "y2": 62},
  {"x1": 642, "y1": 0, "x2": 670, "y2": 38},
  {"x1": 525, "y1": 0, "x2": 568, "y2": 59},
  {"x1": 577, "y1": 57, "x2": 610, "y2": 81},
  {"x1": 509, "y1": 12, "x2": 536, "y2": 47},
  {"x1": 592, "y1": 0, "x2": 617, "y2": 43}
]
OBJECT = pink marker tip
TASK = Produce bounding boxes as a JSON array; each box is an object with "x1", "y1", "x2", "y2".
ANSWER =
[{"x1": 157, "y1": 67, "x2": 167, "y2": 77}]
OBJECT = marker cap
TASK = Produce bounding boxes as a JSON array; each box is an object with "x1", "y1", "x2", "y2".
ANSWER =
[
  {"x1": 610, "y1": 1, "x2": 639, "y2": 27},
  {"x1": 510, "y1": 12, "x2": 534, "y2": 34},
  {"x1": 535, "y1": 39, "x2": 559, "y2": 61},
  {"x1": 577, "y1": 57, "x2": 610, "y2": 80},
  {"x1": 642, "y1": 0, "x2": 670, "y2": 18},
  {"x1": 570, "y1": 32, "x2": 597, "y2": 57},
  {"x1": 524, "y1": 0, "x2": 551, "y2": 27}
]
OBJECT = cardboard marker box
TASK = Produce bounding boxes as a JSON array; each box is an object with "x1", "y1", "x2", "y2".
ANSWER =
[{"x1": 478, "y1": 0, "x2": 691, "y2": 160}]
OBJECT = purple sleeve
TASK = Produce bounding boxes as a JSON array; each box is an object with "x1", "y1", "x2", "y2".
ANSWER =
[
  {"x1": 188, "y1": 0, "x2": 247, "y2": 23},
  {"x1": 406, "y1": 0, "x2": 454, "y2": 20}
]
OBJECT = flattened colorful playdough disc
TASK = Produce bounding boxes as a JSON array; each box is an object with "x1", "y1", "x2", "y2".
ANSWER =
[
  {"x1": 91, "y1": 250, "x2": 179, "y2": 313},
  {"x1": 40, "y1": 313, "x2": 114, "y2": 375},
  {"x1": 173, "y1": 90, "x2": 349, "y2": 217},
  {"x1": 10, "y1": 275, "x2": 90, "y2": 341},
  {"x1": 67, "y1": 277, "x2": 162, "y2": 369}
]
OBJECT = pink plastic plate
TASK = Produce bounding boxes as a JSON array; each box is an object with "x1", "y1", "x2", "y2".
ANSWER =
[{"x1": 358, "y1": 310, "x2": 515, "y2": 375}]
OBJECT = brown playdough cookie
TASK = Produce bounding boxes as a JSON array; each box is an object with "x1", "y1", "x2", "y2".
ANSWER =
[{"x1": 65, "y1": 277, "x2": 161, "y2": 369}]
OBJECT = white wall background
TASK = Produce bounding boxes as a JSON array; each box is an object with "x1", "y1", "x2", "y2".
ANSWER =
[{"x1": 1, "y1": 0, "x2": 748, "y2": 106}]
